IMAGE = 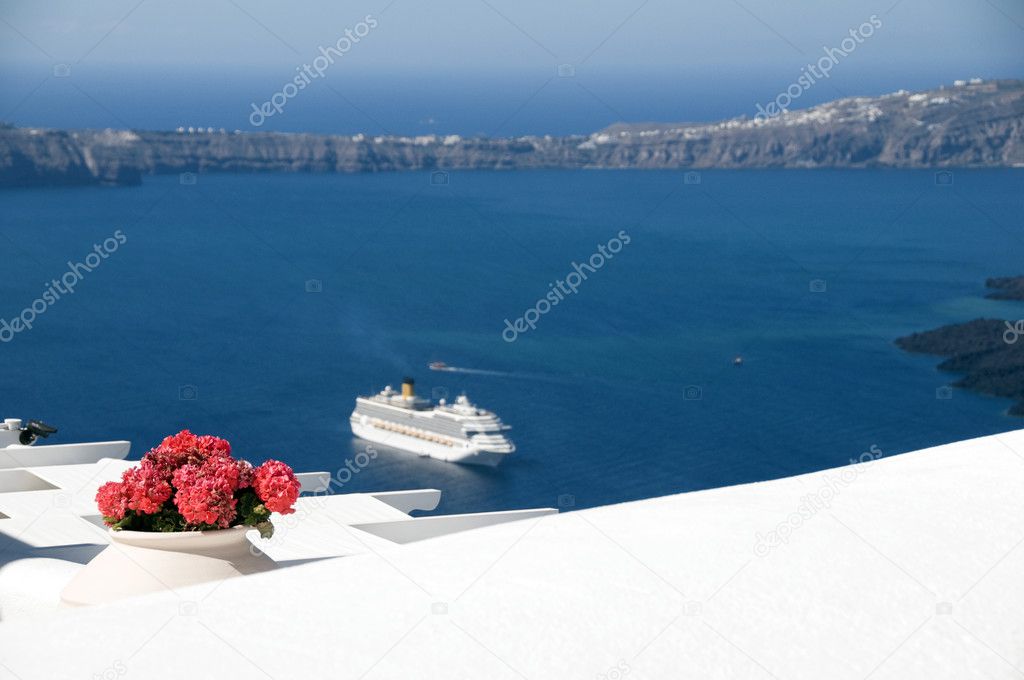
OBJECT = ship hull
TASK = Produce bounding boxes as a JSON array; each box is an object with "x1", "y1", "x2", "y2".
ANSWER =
[{"x1": 351, "y1": 420, "x2": 507, "y2": 467}]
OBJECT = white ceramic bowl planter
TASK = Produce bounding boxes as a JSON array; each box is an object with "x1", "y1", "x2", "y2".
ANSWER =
[
  {"x1": 61, "y1": 526, "x2": 276, "y2": 606},
  {"x1": 64, "y1": 430, "x2": 302, "y2": 607}
]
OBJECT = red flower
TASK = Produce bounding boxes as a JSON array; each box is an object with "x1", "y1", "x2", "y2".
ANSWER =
[
  {"x1": 195, "y1": 434, "x2": 231, "y2": 457},
  {"x1": 96, "y1": 481, "x2": 130, "y2": 521},
  {"x1": 159, "y1": 429, "x2": 232, "y2": 458},
  {"x1": 94, "y1": 430, "x2": 299, "y2": 532},
  {"x1": 172, "y1": 456, "x2": 241, "y2": 528},
  {"x1": 122, "y1": 465, "x2": 172, "y2": 515},
  {"x1": 141, "y1": 430, "x2": 232, "y2": 478},
  {"x1": 236, "y1": 459, "x2": 255, "y2": 488},
  {"x1": 253, "y1": 460, "x2": 301, "y2": 515}
]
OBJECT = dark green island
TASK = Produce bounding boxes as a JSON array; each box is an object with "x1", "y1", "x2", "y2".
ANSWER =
[
  {"x1": 896, "y1": 277, "x2": 1024, "y2": 415},
  {"x1": 985, "y1": 276, "x2": 1024, "y2": 301}
]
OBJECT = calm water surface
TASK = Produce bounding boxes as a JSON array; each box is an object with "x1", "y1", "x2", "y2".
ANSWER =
[{"x1": 1, "y1": 169, "x2": 1021, "y2": 513}]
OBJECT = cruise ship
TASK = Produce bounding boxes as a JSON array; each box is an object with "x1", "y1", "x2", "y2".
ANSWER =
[{"x1": 350, "y1": 378, "x2": 515, "y2": 466}]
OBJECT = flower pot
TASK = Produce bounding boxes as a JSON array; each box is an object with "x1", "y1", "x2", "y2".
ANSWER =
[{"x1": 60, "y1": 525, "x2": 276, "y2": 607}]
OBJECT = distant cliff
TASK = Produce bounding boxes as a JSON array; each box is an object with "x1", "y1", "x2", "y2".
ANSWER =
[{"x1": 2, "y1": 79, "x2": 1023, "y2": 188}]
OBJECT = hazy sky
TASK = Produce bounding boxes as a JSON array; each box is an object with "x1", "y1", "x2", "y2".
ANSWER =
[
  {"x1": 1, "y1": 0, "x2": 1021, "y2": 133},
  {"x1": 4, "y1": 0, "x2": 1022, "y2": 70}
]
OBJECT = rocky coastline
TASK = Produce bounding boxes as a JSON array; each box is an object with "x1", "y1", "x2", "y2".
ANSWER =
[
  {"x1": 2, "y1": 79, "x2": 1022, "y2": 188},
  {"x1": 896, "y1": 278, "x2": 1024, "y2": 416}
]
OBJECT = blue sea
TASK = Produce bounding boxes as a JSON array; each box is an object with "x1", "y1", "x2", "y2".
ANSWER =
[{"x1": 1, "y1": 169, "x2": 1022, "y2": 514}]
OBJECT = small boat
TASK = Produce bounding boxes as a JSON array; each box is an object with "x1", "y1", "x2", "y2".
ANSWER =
[
  {"x1": 733, "y1": 356, "x2": 744, "y2": 366},
  {"x1": 428, "y1": 361, "x2": 450, "y2": 371}
]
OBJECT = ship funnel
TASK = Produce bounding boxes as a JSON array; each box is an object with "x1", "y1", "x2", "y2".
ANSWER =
[{"x1": 401, "y1": 377, "x2": 415, "y2": 398}]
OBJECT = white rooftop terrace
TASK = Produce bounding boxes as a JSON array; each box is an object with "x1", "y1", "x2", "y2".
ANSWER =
[{"x1": 0, "y1": 429, "x2": 1022, "y2": 679}]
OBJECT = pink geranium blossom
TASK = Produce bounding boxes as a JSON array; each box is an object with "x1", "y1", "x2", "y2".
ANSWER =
[
  {"x1": 141, "y1": 430, "x2": 232, "y2": 479},
  {"x1": 96, "y1": 480, "x2": 130, "y2": 521},
  {"x1": 253, "y1": 460, "x2": 301, "y2": 515},
  {"x1": 122, "y1": 465, "x2": 172, "y2": 514},
  {"x1": 95, "y1": 429, "x2": 300, "y2": 533},
  {"x1": 236, "y1": 459, "x2": 255, "y2": 488},
  {"x1": 172, "y1": 456, "x2": 241, "y2": 528}
]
